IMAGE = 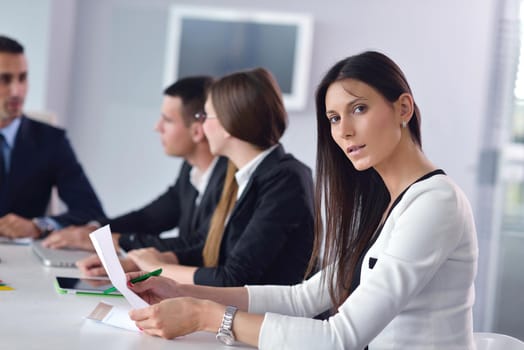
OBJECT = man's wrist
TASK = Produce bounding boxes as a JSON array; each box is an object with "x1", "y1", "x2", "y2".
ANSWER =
[{"x1": 32, "y1": 217, "x2": 55, "y2": 238}]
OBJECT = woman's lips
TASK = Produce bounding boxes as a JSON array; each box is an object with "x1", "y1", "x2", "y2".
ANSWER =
[{"x1": 347, "y1": 144, "x2": 365, "y2": 155}]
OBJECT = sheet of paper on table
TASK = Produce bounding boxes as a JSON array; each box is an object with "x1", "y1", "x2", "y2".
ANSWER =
[{"x1": 87, "y1": 225, "x2": 149, "y2": 332}]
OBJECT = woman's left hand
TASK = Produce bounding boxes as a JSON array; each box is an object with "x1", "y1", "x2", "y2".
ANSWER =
[
  {"x1": 129, "y1": 297, "x2": 222, "y2": 339},
  {"x1": 127, "y1": 248, "x2": 178, "y2": 270}
]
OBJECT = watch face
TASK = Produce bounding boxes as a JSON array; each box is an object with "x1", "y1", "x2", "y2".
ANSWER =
[
  {"x1": 217, "y1": 330, "x2": 235, "y2": 345},
  {"x1": 33, "y1": 218, "x2": 52, "y2": 234}
]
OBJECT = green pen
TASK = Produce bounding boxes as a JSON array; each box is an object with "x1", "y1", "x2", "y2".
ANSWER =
[{"x1": 103, "y1": 268, "x2": 162, "y2": 294}]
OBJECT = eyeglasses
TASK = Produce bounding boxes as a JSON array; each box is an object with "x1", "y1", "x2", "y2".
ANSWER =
[
  {"x1": 194, "y1": 112, "x2": 207, "y2": 121},
  {"x1": 194, "y1": 111, "x2": 216, "y2": 122}
]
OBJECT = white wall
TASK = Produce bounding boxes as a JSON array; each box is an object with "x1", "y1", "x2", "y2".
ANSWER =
[
  {"x1": 64, "y1": 0, "x2": 496, "y2": 213},
  {"x1": 45, "y1": 0, "x2": 77, "y2": 126},
  {"x1": 0, "y1": 0, "x2": 51, "y2": 113},
  {"x1": 2, "y1": 0, "x2": 499, "y2": 331}
]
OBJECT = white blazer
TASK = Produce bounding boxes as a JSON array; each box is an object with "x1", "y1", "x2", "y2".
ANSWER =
[{"x1": 248, "y1": 174, "x2": 478, "y2": 349}]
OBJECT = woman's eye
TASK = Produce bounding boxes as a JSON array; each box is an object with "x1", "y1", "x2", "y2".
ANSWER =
[
  {"x1": 353, "y1": 105, "x2": 367, "y2": 114},
  {"x1": 328, "y1": 115, "x2": 340, "y2": 124}
]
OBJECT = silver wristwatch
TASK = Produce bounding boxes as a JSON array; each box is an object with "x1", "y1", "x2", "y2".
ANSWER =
[
  {"x1": 32, "y1": 217, "x2": 55, "y2": 237},
  {"x1": 216, "y1": 305, "x2": 238, "y2": 345}
]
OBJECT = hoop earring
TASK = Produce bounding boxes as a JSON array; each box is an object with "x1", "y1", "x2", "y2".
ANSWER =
[{"x1": 401, "y1": 121, "x2": 407, "y2": 128}]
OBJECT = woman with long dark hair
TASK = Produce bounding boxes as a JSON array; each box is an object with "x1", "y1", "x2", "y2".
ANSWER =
[{"x1": 125, "y1": 52, "x2": 478, "y2": 349}]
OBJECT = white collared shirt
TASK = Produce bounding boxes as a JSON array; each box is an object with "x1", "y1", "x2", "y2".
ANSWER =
[
  {"x1": 189, "y1": 157, "x2": 219, "y2": 206},
  {"x1": 235, "y1": 144, "x2": 278, "y2": 200}
]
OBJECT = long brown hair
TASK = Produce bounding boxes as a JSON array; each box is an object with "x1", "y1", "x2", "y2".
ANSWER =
[
  {"x1": 202, "y1": 160, "x2": 238, "y2": 266},
  {"x1": 202, "y1": 67, "x2": 288, "y2": 267},
  {"x1": 308, "y1": 51, "x2": 422, "y2": 308}
]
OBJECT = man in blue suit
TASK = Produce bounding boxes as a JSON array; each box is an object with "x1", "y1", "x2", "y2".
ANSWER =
[{"x1": 0, "y1": 35, "x2": 105, "y2": 239}]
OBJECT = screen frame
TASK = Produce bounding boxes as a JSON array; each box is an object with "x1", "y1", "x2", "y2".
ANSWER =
[
  {"x1": 164, "y1": 5, "x2": 314, "y2": 111},
  {"x1": 55, "y1": 276, "x2": 122, "y2": 296}
]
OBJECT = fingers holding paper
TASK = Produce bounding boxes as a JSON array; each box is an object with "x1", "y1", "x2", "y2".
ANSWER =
[
  {"x1": 126, "y1": 272, "x2": 181, "y2": 303},
  {"x1": 129, "y1": 297, "x2": 209, "y2": 339}
]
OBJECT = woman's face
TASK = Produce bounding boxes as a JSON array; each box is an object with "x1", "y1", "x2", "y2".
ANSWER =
[
  {"x1": 202, "y1": 97, "x2": 229, "y2": 156},
  {"x1": 324, "y1": 79, "x2": 404, "y2": 171}
]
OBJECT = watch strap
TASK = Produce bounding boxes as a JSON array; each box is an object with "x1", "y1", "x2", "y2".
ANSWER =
[
  {"x1": 216, "y1": 305, "x2": 238, "y2": 345},
  {"x1": 32, "y1": 217, "x2": 56, "y2": 237}
]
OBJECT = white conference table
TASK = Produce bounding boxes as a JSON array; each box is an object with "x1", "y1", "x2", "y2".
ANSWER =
[{"x1": 0, "y1": 244, "x2": 254, "y2": 349}]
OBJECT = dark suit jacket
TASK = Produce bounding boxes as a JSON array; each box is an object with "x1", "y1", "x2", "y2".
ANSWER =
[
  {"x1": 111, "y1": 157, "x2": 227, "y2": 265},
  {"x1": 0, "y1": 116, "x2": 105, "y2": 226},
  {"x1": 194, "y1": 145, "x2": 315, "y2": 287}
]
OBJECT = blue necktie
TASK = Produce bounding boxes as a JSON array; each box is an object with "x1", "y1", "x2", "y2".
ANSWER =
[{"x1": 0, "y1": 134, "x2": 5, "y2": 187}]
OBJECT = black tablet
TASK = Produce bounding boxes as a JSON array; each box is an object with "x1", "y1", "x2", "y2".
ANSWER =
[{"x1": 55, "y1": 276, "x2": 122, "y2": 296}]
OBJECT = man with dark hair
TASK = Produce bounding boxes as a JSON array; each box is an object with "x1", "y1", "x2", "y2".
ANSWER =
[
  {"x1": 0, "y1": 35, "x2": 105, "y2": 239},
  {"x1": 43, "y1": 76, "x2": 227, "y2": 267}
]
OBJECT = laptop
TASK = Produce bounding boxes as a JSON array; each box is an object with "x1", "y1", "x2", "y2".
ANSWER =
[
  {"x1": 0, "y1": 236, "x2": 33, "y2": 245},
  {"x1": 31, "y1": 240, "x2": 92, "y2": 267}
]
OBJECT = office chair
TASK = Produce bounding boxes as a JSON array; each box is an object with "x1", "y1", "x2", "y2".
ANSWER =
[{"x1": 474, "y1": 332, "x2": 524, "y2": 350}]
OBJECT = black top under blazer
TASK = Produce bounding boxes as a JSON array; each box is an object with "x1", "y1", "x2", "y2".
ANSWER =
[
  {"x1": 194, "y1": 145, "x2": 315, "y2": 287},
  {"x1": 110, "y1": 157, "x2": 228, "y2": 265},
  {"x1": 0, "y1": 116, "x2": 105, "y2": 226}
]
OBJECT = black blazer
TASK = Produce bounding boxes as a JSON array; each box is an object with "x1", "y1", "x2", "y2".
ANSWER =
[
  {"x1": 194, "y1": 145, "x2": 315, "y2": 287},
  {"x1": 0, "y1": 116, "x2": 105, "y2": 226},
  {"x1": 111, "y1": 157, "x2": 227, "y2": 265}
]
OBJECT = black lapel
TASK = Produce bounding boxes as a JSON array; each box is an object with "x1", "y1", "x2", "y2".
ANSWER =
[{"x1": 228, "y1": 144, "x2": 285, "y2": 222}]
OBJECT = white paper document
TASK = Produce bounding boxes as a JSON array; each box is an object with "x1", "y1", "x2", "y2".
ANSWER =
[
  {"x1": 86, "y1": 301, "x2": 139, "y2": 332},
  {"x1": 89, "y1": 225, "x2": 149, "y2": 309}
]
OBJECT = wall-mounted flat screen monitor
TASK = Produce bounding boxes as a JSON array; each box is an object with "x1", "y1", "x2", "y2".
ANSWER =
[{"x1": 164, "y1": 6, "x2": 314, "y2": 111}]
